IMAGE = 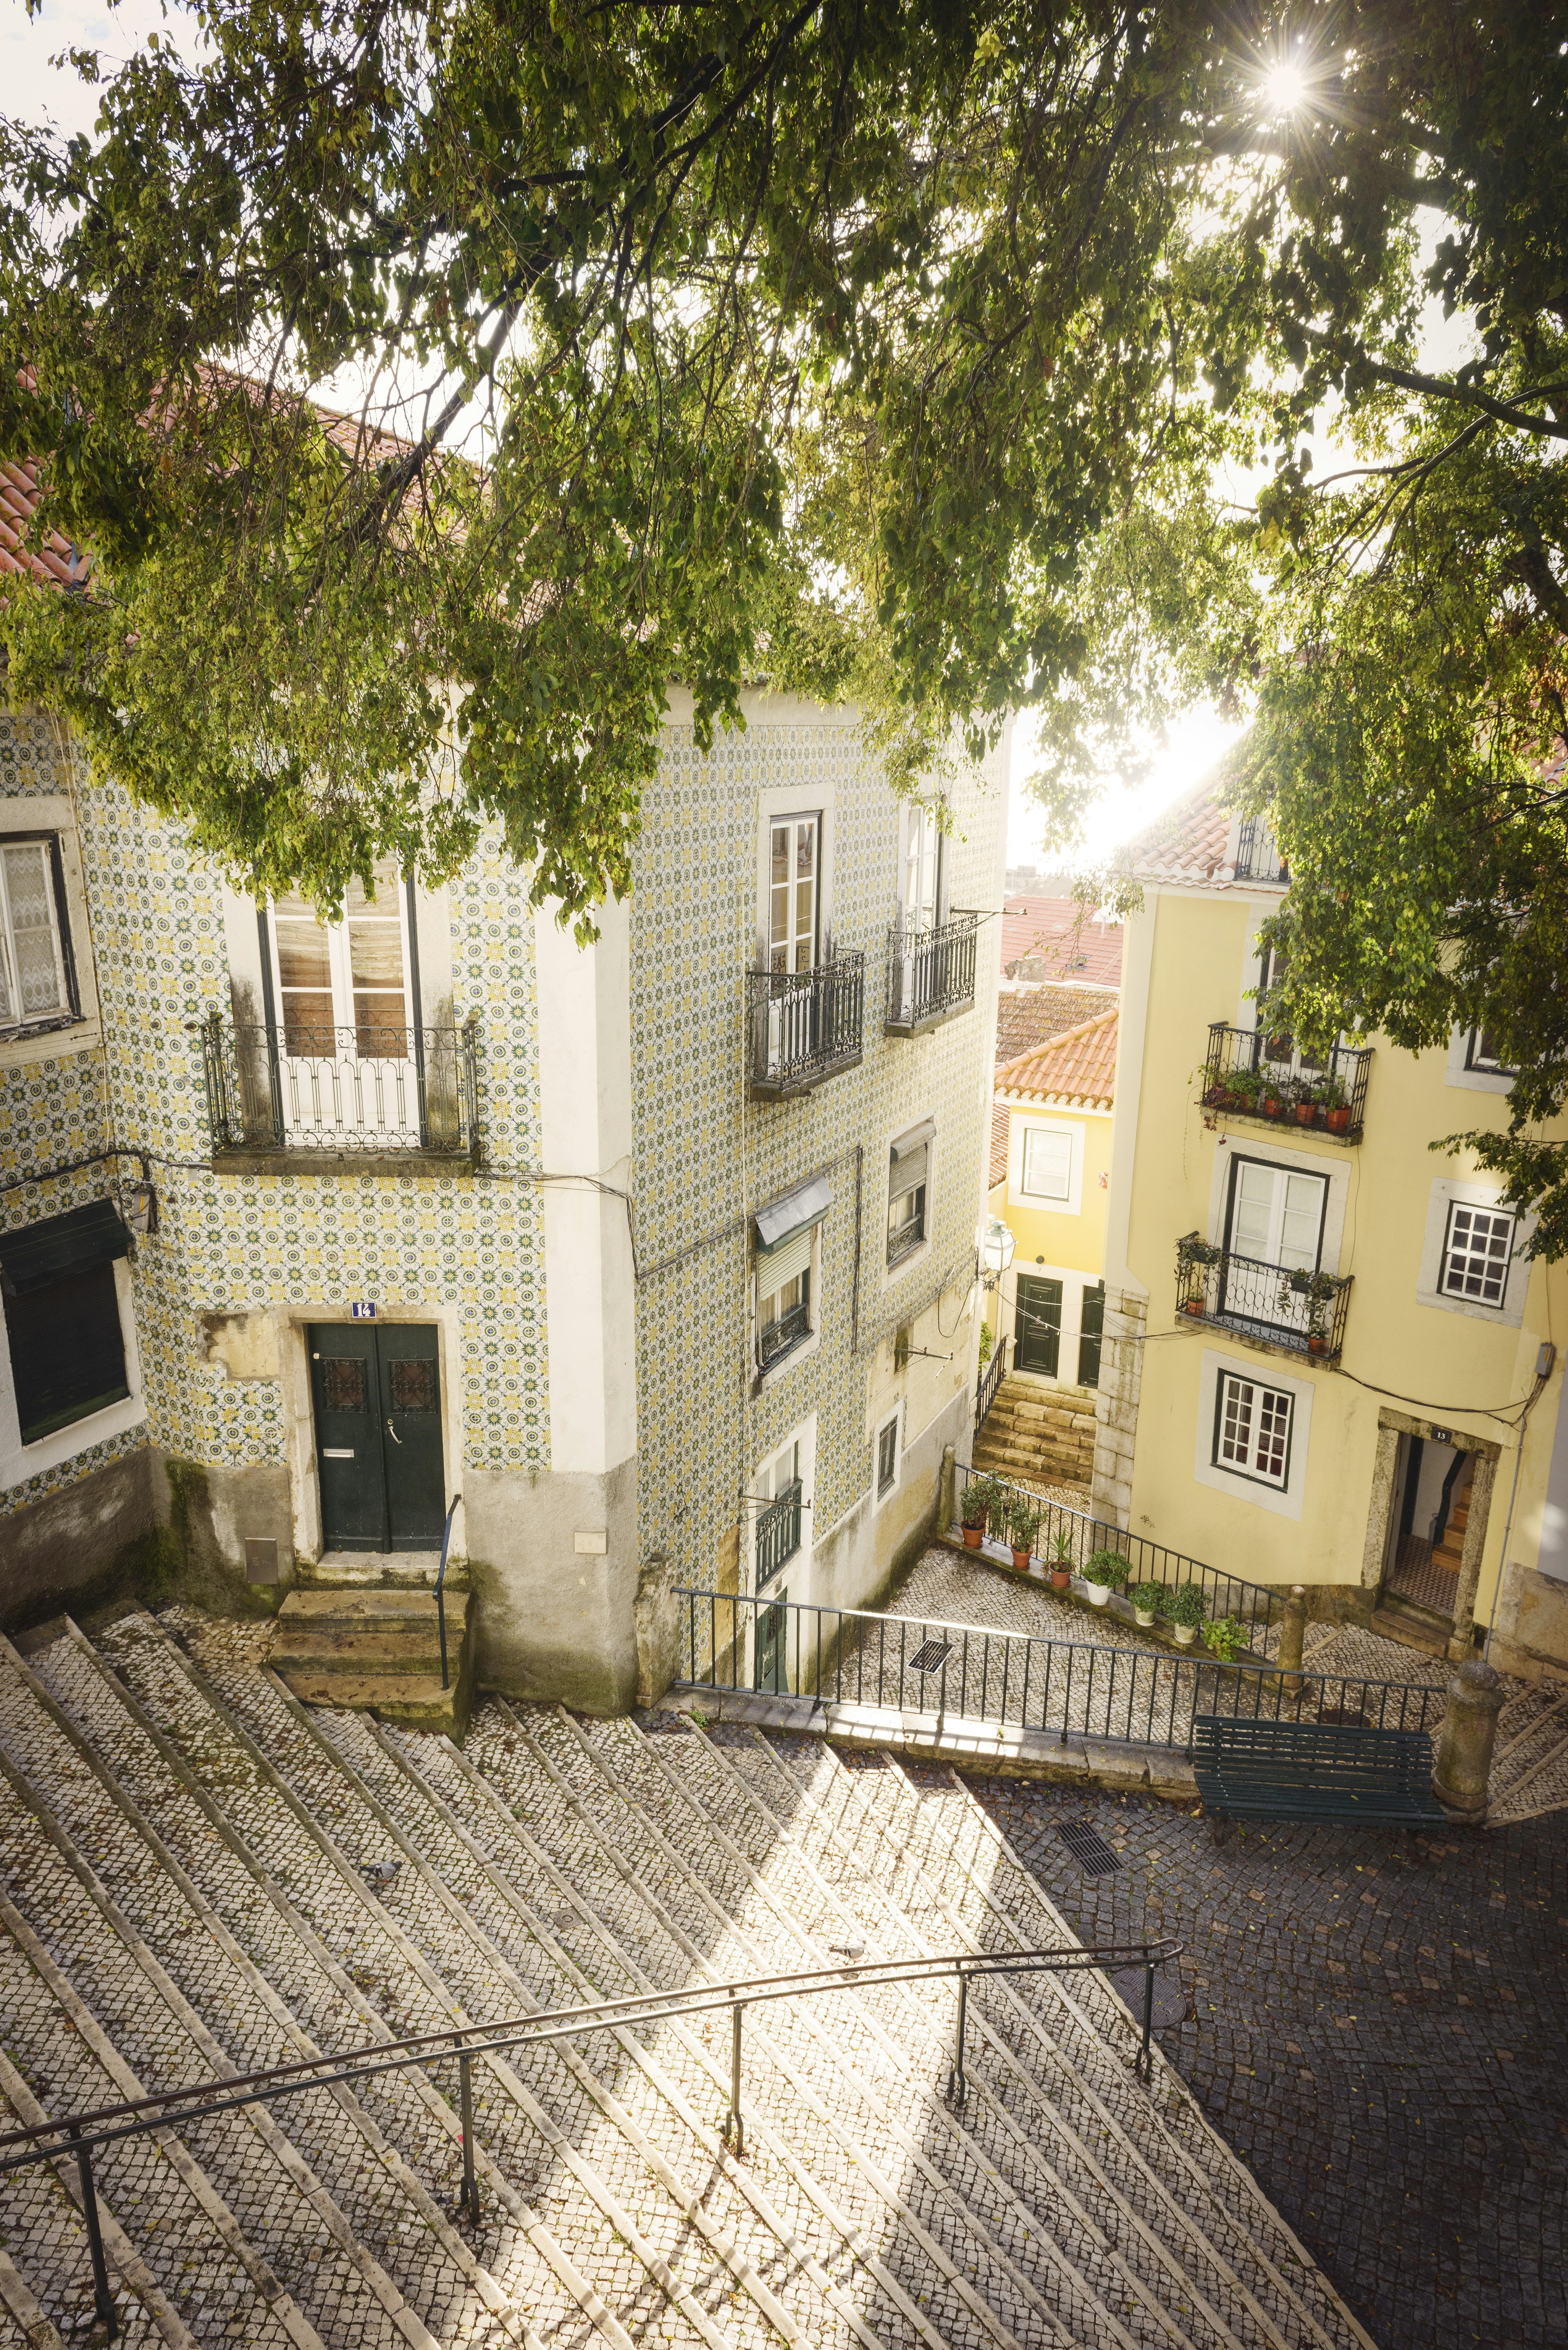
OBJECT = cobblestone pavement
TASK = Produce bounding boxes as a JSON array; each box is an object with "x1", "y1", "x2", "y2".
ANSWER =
[{"x1": 920, "y1": 1764, "x2": 1568, "y2": 2350}]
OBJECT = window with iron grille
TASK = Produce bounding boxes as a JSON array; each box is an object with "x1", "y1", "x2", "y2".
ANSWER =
[
  {"x1": 1213, "y1": 1371, "x2": 1294, "y2": 1489},
  {"x1": 0, "y1": 835, "x2": 78, "y2": 1034},
  {"x1": 887, "y1": 1119, "x2": 933, "y2": 1265},
  {"x1": 1439, "y1": 1201, "x2": 1515, "y2": 1307},
  {"x1": 755, "y1": 1218, "x2": 815, "y2": 1371}
]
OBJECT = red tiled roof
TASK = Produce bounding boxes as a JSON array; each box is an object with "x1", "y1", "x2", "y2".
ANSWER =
[
  {"x1": 995, "y1": 1006, "x2": 1119, "y2": 1110},
  {"x1": 0, "y1": 459, "x2": 88, "y2": 590},
  {"x1": 996, "y1": 980, "x2": 1118, "y2": 1066},
  {"x1": 988, "y1": 1100, "x2": 1011, "y2": 1188},
  {"x1": 1121, "y1": 780, "x2": 1234, "y2": 885},
  {"x1": 1000, "y1": 895, "x2": 1123, "y2": 984}
]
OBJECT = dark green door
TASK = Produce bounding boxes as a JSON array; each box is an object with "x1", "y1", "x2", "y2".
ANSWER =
[
  {"x1": 310, "y1": 1322, "x2": 444, "y2": 1552},
  {"x1": 755, "y1": 1587, "x2": 787, "y2": 1693},
  {"x1": 1014, "y1": 1274, "x2": 1062, "y2": 1375},
  {"x1": 1078, "y1": 1281, "x2": 1105, "y2": 1389}
]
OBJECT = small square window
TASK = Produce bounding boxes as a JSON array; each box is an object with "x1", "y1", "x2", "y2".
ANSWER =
[
  {"x1": 1465, "y1": 1026, "x2": 1514, "y2": 1076},
  {"x1": 876, "y1": 1417, "x2": 898, "y2": 1496},
  {"x1": 1440, "y1": 1202, "x2": 1515, "y2": 1307},
  {"x1": 1214, "y1": 1372, "x2": 1294, "y2": 1489},
  {"x1": 1021, "y1": 1130, "x2": 1072, "y2": 1201}
]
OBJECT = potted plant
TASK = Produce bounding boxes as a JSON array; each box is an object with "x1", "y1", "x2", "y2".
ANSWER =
[
  {"x1": 1081, "y1": 1548, "x2": 1129, "y2": 1608},
  {"x1": 1259, "y1": 1070, "x2": 1285, "y2": 1118},
  {"x1": 1203, "y1": 1613, "x2": 1247, "y2": 1662},
  {"x1": 1163, "y1": 1582, "x2": 1206, "y2": 1645},
  {"x1": 1322, "y1": 1074, "x2": 1352, "y2": 1136},
  {"x1": 1046, "y1": 1526, "x2": 1075, "y2": 1589},
  {"x1": 1292, "y1": 1078, "x2": 1323, "y2": 1127},
  {"x1": 1007, "y1": 1497, "x2": 1042, "y2": 1574},
  {"x1": 1280, "y1": 1266, "x2": 1337, "y2": 1353},
  {"x1": 1227, "y1": 1064, "x2": 1265, "y2": 1111},
  {"x1": 1176, "y1": 1233, "x2": 1221, "y2": 1315},
  {"x1": 1131, "y1": 1579, "x2": 1164, "y2": 1627},
  {"x1": 960, "y1": 1472, "x2": 1002, "y2": 1546}
]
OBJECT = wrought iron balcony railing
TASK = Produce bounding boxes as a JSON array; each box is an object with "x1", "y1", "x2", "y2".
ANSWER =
[
  {"x1": 196, "y1": 1013, "x2": 481, "y2": 1163},
  {"x1": 1201, "y1": 1023, "x2": 1372, "y2": 1143},
  {"x1": 759, "y1": 1299, "x2": 811, "y2": 1371},
  {"x1": 747, "y1": 955, "x2": 865, "y2": 1099},
  {"x1": 756, "y1": 1477, "x2": 803, "y2": 1586},
  {"x1": 1176, "y1": 1232, "x2": 1352, "y2": 1361},
  {"x1": 884, "y1": 909, "x2": 980, "y2": 1035},
  {"x1": 1234, "y1": 816, "x2": 1288, "y2": 883}
]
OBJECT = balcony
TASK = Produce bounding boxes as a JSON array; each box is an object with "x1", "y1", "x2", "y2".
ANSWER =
[
  {"x1": 747, "y1": 955, "x2": 865, "y2": 1100},
  {"x1": 196, "y1": 1014, "x2": 481, "y2": 1168},
  {"x1": 756, "y1": 1478, "x2": 803, "y2": 1586},
  {"x1": 1176, "y1": 1232, "x2": 1352, "y2": 1363},
  {"x1": 759, "y1": 1298, "x2": 811, "y2": 1372},
  {"x1": 884, "y1": 910, "x2": 980, "y2": 1036},
  {"x1": 1200, "y1": 1023, "x2": 1372, "y2": 1144},
  {"x1": 1234, "y1": 816, "x2": 1288, "y2": 884}
]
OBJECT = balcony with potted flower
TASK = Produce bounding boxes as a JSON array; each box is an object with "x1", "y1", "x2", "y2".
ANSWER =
[
  {"x1": 1175, "y1": 1231, "x2": 1352, "y2": 1363},
  {"x1": 1199, "y1": 1022, "x2": 1372, "y2": 1143}
]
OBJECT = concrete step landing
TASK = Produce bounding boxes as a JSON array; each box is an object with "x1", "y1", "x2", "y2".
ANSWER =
[{"x1": 273, "y1": 1586, "x2": 474, "y2": 1734}]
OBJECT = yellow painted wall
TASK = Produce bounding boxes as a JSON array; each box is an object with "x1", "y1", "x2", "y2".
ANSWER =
[
  {"x1": 1001, "y1": 1104, "x2": 1112, "y2": 1274},
  {"x1": 1116, "y1": 886, "x2": 1568, "y2": 1661}
]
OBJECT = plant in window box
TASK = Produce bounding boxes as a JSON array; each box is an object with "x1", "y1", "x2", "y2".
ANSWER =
[
  {"x1": 959, "y1": 1472, "x2": 1002, "y2": 1546},
  {"x1": 1080, "y1": 1548, "x2": 1129, "y2": 1608},
  {"x1": 1176, "y1": 1233, "x2": 1220, "y2": 1314},
  {"x1": 1131, "y1": 1579, "x2": 1165, "y2": 1627},
  {"x1": 1258, "y1": 1072, "x2": 1287, "y2": 1119},
  {"x1": 1046, "y1": 1526, "x2": 1075, "y2": 1589},
  {"x1": 1225, "y1": 1065, "x2": 1265, "y2": 1113},
  {"x1": 1161, "y1": 1582, "x2": 1207, "y2": 1644},
  {"x1": 1279, "y1": 1266, "x2": 1338, "y2": 1351},
  {"x1": 1292, "y1": 1076, "x2": 1322, "y2": 1127},
  {"x1": 1202, "y1": 1613, "x2": 1248, "y2": 1663},
  {"x1": 1007, "y1": 1497, "x2": 1043, "y2": 1573}
]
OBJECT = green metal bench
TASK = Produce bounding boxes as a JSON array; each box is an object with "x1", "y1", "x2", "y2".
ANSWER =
[{"x1": 1190, "y1": 1713, "x2": 1448, "y2": 1843}]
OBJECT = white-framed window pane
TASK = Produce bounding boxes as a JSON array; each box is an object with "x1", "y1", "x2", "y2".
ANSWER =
[
  {"x1": 1466, "y1": 1026, "x2": 1512, "y2": 1074},
  {"x1": 1021, "y1": 1129, "x2": 1071, "y2": 1201},
  {"x1": 768, "y1": 813, "x2": 820, "y2": 972},
  {"x1": 1215, "y1": 1372, "x2": 1293, "y2": 1488},
  {"x1": 760, "y1": 1267, "x2": 807, "y2": 1327},
  {"x1": 0, "y1": 840, "x2": 69, "y2": 1024},
  {"x1": 1278, "y1": 1172, "x2": 1323, "y2": 1270},
  {"x1": 877, "y1": 1418, "x2": 898, "y2": 1495},
  {"x1": 887, "y1": 1183, "x2": 925, "y2": 1259},
  {"x1": 1441, "y1": 1203, "x2": 1514, "y2": 1305}
]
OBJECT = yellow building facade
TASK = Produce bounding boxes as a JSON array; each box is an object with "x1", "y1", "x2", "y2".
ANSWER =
[
  {"x1": 1099, "y1": 784, "x2": 1568, "y2": 1680},
  {"x1": 985, "y1": 1009, "x2": 1116, "y2": 1392}
]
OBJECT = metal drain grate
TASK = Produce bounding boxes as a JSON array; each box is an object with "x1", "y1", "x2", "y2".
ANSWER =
[
  {"x1": 1056, "y1": 1821, "x2": 1121, "y2": 1874},
  {"x1": 908, "y1": 1639, "x2": 954, "y2": 1673}
]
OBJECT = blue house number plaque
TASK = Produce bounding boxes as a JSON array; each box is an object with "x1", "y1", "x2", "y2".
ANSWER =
[{"x1": 349, "y1": 1301, "x2": 378, "y2": 1320}]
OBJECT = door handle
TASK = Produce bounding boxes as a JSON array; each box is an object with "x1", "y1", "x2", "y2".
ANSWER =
[{"x1": 386, "y1": 1418, "x2": 403, "y2": 1445}]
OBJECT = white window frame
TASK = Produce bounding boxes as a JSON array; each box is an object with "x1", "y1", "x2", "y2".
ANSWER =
[
  {"x1": 0, "y1": 802, "x2": 99, "y2": 1070},
  {"x1": 1205, "y1": 1135, "x2": 1348, "y2": 1272},
  {"x1": 0, "y1": 1254, "x2": 147, "y2": 1488},
  {"x1": 873, "y1": 1401, "x2": 903, "y2": 1508},
  {"x1": 753, "y1": 1226, "x2": 822, "y2": 1385},
  {"x1": 1444, "y1": 1025, "x2": 1514, "y2": 1096},
  {"x1": 763, "y1": 810, "x2": 823, "y2": 974},
  {"x1": 885, "y1": 1112, "x2": 935, "y2": 1279},
  {"x1": 897, "y1": 801, "x2": 945, "y2": 931},
  {"x1": 1416, "y1": 1178, "x2": 1534, "y2": 1326},
  {"x1": 1437, "y1": 1199, "x2": 1517, "y2": 1308},
  {"x1": 1193, "y1": 1347, "x2": 1314, "y2": 1521},
  {"x1": 751, "y1": 1414, "x2": 815, "y2": 1590},
  {"x1": 266, "y1": 869, "x2": 416, "y2": 1044},
  {"x1": 1007, "y1": 1114, "x2": 1085, "y2": 1217},
  {"x1": 1212, "y1": 1370, "x2": 1295, "y2": 1489}
]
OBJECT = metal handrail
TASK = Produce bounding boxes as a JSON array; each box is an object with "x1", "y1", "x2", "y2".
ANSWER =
[
  {"x1": 435, "y1": 1492, "x2": 460, "y2": 1691},
  {"x1": 0, "y1": 1933, "x2": 1180, "y2": 2327},
  {"x1": 1175, "y1": 1232, "x2": 1353, "y2": 1362},
  {"x1": 884, "y1": 908, "x2": 980, "y2": 1032},
  {"x1": 975, "y1": 1333, "x2": 1009, "y2": 1435}
]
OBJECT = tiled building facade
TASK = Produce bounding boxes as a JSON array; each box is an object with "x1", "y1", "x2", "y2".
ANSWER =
[{"x1": 0, "y1": 690, "x2": 1008, "y2": 1707}]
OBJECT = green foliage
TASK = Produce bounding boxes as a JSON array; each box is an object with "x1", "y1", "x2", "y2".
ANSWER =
[
  {"x1": 1007, "y1": 1497, "x2": 1043, "y2": 1554},
  {"x1": 1202, "y1": 1613, "x2": 1247, "y2": 1662},
  {"x1": 962, "y1": 1472, "x2": 1006, "y2": 1531},
  {"x1": 1162, "y1": 1582, "x2": 1207, "y2": 1628},
  {"x1": 1131, "y1": 1580, "x2": 1165, "y2": 1615},
  {"x1": 1082, "y1": 1548, "x2": 1129, "y2": 1589}
]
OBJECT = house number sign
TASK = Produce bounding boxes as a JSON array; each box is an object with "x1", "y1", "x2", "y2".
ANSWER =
[{"x1": 349, "y1": 1301, "x2": 378, "y2": 1319}]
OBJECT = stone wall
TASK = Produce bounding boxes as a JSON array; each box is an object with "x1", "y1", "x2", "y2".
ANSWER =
[{"x1": 1091, "y1": 1287, "x2": 1147, "y2": 1528}]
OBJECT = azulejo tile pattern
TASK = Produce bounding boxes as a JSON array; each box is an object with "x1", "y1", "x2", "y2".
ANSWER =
[
  {"x1": 631, "y1": 714, "x2": 1006, "y2": 1590},
  {"x1": 1, "y1": 707, "x2": 549, "y2": 1519}
]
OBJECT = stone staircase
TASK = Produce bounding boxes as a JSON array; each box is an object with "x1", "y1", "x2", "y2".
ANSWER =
[
  {"x1": 1487, "y1": 1674, "x2": 1568, "y2": 1824},
  {"x1": 973, "y1": 1371, "x2": 1098, "y2": 1494},
  {"x1": 0, "y1": 1604, "x2": 1375, "y2": 2350},
  {"x1": 272, "y1": 1585, "x2": 475, "y2": 1735}
]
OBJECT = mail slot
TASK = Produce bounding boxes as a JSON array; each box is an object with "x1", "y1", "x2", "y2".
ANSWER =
[{"x1": 322, "y1": 1447, "x2": 355, "y2": 1459}]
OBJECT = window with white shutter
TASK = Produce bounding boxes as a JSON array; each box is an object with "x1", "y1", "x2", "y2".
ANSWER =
[{"x1": 0, "y1": 838, "x2": 75, "y2": 1031}]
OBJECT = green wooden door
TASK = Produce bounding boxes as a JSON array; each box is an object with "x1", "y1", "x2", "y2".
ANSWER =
[
  {"x1": 755, "y1": 1588, "x2": 787, "y2": 1693},
  {"x1": 1078, "y1": 1282, "x2": 1105, "y2": 1389},
  {"x1": 1015, "y1": 1274, "x2": 1062, "y2": 1375},
  {"x1": 310, "y1": 1322, "x2": 445, "y2": 1553}
]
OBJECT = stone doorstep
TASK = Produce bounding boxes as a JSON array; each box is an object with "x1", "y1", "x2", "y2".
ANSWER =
[
  {"x1": 669, "y1": 1683, "x2": 1198, "y2": 1801},
  {"x1": 294, "y1": 1550, "x2": 471, "y2": 1592},
  {"x1": 270, "y1": 1628, "x2": 448, "y2": 1673},
  {"x1": 274, "y1": 1666, "x2": 466, "y2": 1733}
]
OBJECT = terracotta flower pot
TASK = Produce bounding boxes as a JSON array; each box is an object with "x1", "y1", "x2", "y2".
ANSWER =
[
  {"x1": 1183, "y1": 1299, "x2": 1205, "y2": 1316},
  {"x1": 962, "y1": 1523, "x2": 984, "y2": 1547},
  {"x1": 1326, "y1": 1105, "x2": 1351, "y2": 1135},
  {"x1": 1307, "y1": 1334, "x2": 1327, "y2": 1356},
  {"x1": 1261, "y1": 1095, "x2": 1281, "y2": 1118},
  {"x1": 1294, "y1": 1102, "x2": 1316, "y2": 1125},
  {"x1": 1049, "y1": 1567, "x2": 1071, "y2": 1590},
  {"x1": 1011, "y1": 1546, "x2": 1033, "y2": 1573}
]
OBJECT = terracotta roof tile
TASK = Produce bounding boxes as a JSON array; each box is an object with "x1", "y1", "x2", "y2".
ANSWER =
[
  {"x1": 995, "y1": 1005, "x2": 1118, "y2": 1109},
  {"x1": 1121, "y1": 779, "x2": 1235, "y2": 886},
  {"x1": 988, "y1": 1100, "x2": 1011, "y2": 1188},
  {"x1": 996, "y1": 980, "x2": 1117, "y2": 1065},
  {"x1": 0, "y1": 458, "x2": 89, "y2": 590},
  {"x1": 1000, "y1": 894, "x2": 1123, "y2": 982}
]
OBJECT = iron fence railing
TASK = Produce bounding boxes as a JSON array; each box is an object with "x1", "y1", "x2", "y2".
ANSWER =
[
  {"x1": 0, "y1": 1935, "x2": 1182, "y2": 2330},
  {"x1": 976, "y1": 1334, "x2": 1009, "y2": 1436},
  {"x1": 759, "y1": 1300, "x2": 811, "y2": 1371},
  {"x1": 195, "y1": 1012, "x2": 481, "y2": 1162},
  {"x1": 1234, "y1": 816, "x2": 1288, "y2": 883},
  {"x1": 954, "y1": 1459, "x2": 1284, "y2": 1632},
  {"x1": 884, "y1": 910, "x2": 980, "y2": 1034},
  {"x1": 1176, "y1": 1234, "x2": 1353, "y2": 1363},
  {"x1": 756, "y1": 1479, "x2": 803, "y2": 1586},
  {"x1": 676, "y1": 1586, "x2": 1447, "y2": 1753},
  {"x1": 1202, "y1": 1023, "x2": 1372, "y2": 1143},
  {"x1": 747, "y1": 956, "x2": 865, "y2": 1098}
]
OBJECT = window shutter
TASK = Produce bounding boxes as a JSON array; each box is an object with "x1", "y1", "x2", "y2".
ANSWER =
[
  {"x1": 754, "y1": 1172, "x2": 833, "y2": 1252},
  {"x1": 889, "y1": 1117, "x2": 935, "y2": 1201},
  {"x1": 0, "y1": 1198, "x2": 131, "y2": 1297},
  {"x1": 758, "y1": 1225, "x2": 813, "y2": 1293}
]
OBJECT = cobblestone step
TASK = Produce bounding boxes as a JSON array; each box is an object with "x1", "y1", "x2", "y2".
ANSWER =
[
  {"x1": 1487, "y1": 1677, "x2": 1568, "y2": 1822},
  {"x1": 0, "y1": 2060, "x2": 175, "y2": 2350}
]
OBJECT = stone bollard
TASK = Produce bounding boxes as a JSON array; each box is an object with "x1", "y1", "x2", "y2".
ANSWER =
[
  {"x1": 940, "y1": 1443, "x2": 957, "y2": 1533},
  {"x1": 1431, "y1": 1657, "x2": 1506, "y2": 1824},
  {"x1": 1276, "y1": 1584, "x2": 1307, "y2": 1685}
]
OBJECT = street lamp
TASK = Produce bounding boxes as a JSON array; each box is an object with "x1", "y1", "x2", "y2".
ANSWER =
[{"x1": 981, "y1": 1217, "x2": 1015, "y2": 1284}]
